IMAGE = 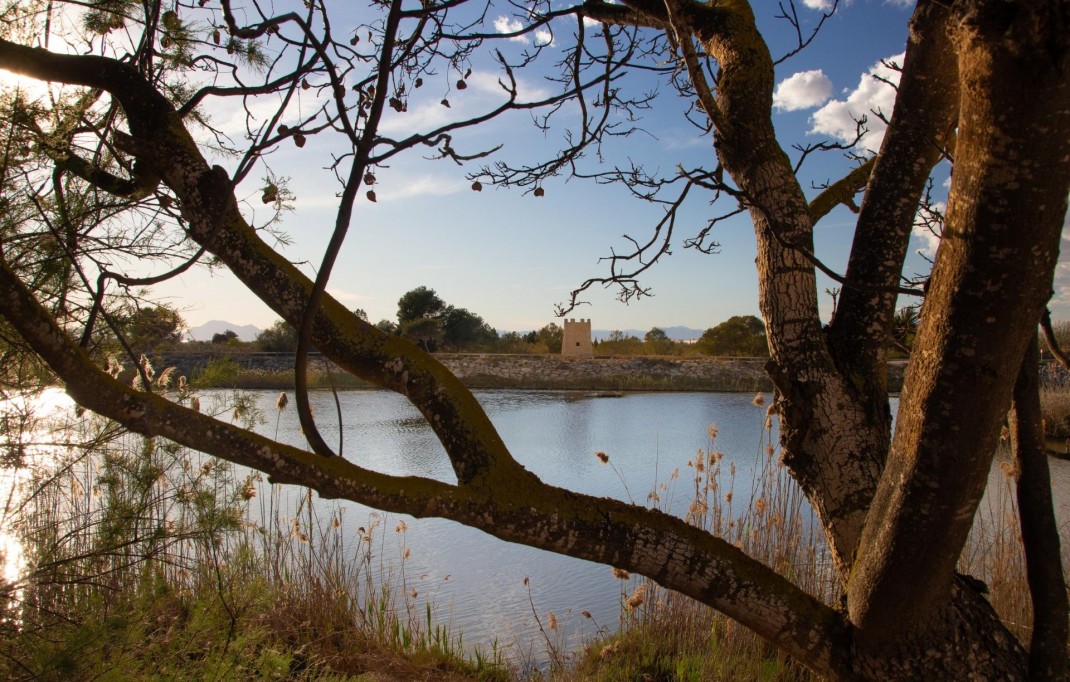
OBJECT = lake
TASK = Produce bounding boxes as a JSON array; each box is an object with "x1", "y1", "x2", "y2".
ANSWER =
[
  {"x1": 233, "y1": 389, "x2": 782, "y2": 660},
  {"x1": 5, "y1": 388, "x2": 1068, "y2": 664},
  {"x1": 223, "y1": 388, "x2": 1070, "y2": 661}
]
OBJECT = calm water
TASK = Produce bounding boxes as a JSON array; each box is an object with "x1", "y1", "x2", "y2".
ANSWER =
[
  {"x1": 6, "y1": 389, "x2": 1069, "y2": 662},
  {"x1": 231, "y1": 388, "x2": 1070, "y2": 659},
  {"x1": 234, "y1": 389, "x2": 782, "y2": 657}
]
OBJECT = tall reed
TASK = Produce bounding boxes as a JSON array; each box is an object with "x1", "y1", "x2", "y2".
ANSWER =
[{"x1": 0, "y1": 386, "x2": 505, "y2": 681}]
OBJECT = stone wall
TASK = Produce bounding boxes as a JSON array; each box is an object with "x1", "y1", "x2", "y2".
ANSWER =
[{"x1": 439, "y1": 354, "x2": 771, "y2": 391}]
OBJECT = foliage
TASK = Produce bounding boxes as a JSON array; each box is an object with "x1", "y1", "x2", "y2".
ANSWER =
[
  {"x1": 211, "y1": 329, "x2": 239, "y2": 344},
  {"x1": 255, "y1": 320, "x2": 299, "y2": 353},
  {"x1": 394, "y1": 287, "x2": 498, "y2": 352},
  {"x1": 119, "y1": 304, "x2": 186, "y2": 352},
  {"x1": 595, "y1": 331, "x2": 643, "y2": 356},
  {"x1": 193, "y1": 357, "x2": 242, "y2": 388},
  {"x1": 889, "y1": 306, "x2": 920, "y2": 356},
  {"x1": 441, "y1": 306, "x2": 499, "y2": 351},
  {"x1": 400, "y1": 315, "x2": 445, "y2": 352},
  {"x1": 697, "y1": 316, "x2": 767, "y2": 357},
  {"x1": 0, "y1": 390, "x2": 504, "y2": 681},
  {"x1": 538, "y1": 323, "x2": 564, "y2": 354},
  {"x1": 644, "y1": 327, "x2": 674, "y2": 355},
  {"x1": 397, "y1": 286, "x2": 447, "y2": 326}
]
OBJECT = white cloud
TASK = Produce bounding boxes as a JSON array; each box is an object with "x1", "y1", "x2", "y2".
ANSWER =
[
  {"x1": 911, "y1": 200, "x2": 944, "y2": 258},
  {"x1": 810, "y1": 53, "x2": 903, "y2": 152},
  {"x1": 534, "y1": 29, "x2": 553, "y2": 46},
  {"x1": 494, "y1": 16, "x2": 529, "y2": 43},
  {"x1": 802, "y1": 0, "x2": 834, "y2": 10},
  {"x1": 372, "y1": 174, "x2": 467, "y2": 202},
  {"x1": 773, "y1": 69, "x2": 833, "y2": 111}
]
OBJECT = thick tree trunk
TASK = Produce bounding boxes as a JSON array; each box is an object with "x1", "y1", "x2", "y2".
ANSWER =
[{"x1": 847, "y1": 0, "x2": 1070, "y2": 651}]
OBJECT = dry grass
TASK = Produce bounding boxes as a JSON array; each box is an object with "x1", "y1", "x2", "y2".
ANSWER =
[
  {"x1": 560, "y1": 396, "x2": 1065, "y2": 682},
  {"x1": 558, "y1": 400, "x2": 831, "y2": 682},
  {"x1": 2, "y1": 387, "x2": 1062, "y2": 682},
  {"x1": 0, "y1": 389, "x2": 505, "y2": 681}
]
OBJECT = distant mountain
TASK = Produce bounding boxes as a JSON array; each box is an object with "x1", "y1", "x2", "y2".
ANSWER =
[
  {"x1": 186, "y1": 320, "x2": 262, "y2": 342},
  {"x1": 592, "y1": 326, "x2": 705, "y2": 342}
]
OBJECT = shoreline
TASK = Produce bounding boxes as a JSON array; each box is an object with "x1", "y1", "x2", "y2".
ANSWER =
[{"x1": 156, "y1": 350, "x2": 907, "y2": 393}]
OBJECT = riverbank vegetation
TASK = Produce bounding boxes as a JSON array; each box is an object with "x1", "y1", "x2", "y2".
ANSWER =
[
  {"x1": 1, "y1": 390, "x2": 1058, "y2": 681},
  {"x1": 137, "y1": 293, "x2": 774, "y2": 358},
  {"x1": 0, "y1": 390, "x2": 506, "y2": 681}
]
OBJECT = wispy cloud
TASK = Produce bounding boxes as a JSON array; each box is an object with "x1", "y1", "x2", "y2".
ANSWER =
[
  {"x1": 327, "y1": 288, "x2": 370, "y2": 304},
  {"x1": 774, "y1": 69, "x2": 833, "y2": 111},
  {"x1": 810, "y1": 53, "x2": 903, "y2": 152},
  {"x1": 467, "y1": 70, "x2": 550, "y2": 102},
  {"x1": 493, "y1": 16, "x2": 554, "y2": 46},
  {"x1": 372, "y1": 174, "x2": 467, "y2": 202}
]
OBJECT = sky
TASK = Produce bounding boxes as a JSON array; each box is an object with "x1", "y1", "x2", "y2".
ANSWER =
[{"x1": 5, "y1": 0, "x2": 1069, "y2": 335}]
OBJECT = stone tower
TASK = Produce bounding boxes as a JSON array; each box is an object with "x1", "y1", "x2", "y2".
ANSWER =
[{"x1": 561, "y1": 318, "x2": 593, "y2": 357}]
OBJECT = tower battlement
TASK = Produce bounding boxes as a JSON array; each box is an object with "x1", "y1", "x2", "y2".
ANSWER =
[{"x1": 561, "y1": 318, "x2": 593, "y2": 356}]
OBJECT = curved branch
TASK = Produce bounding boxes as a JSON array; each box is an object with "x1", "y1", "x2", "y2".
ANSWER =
[{"x1": 292, "y1": 0, "x2": 408, "y2": 460}]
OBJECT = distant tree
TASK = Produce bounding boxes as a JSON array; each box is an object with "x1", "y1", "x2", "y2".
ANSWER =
[
  {"x1": 522, "y1": 330, "x2": 539, "y2": 344},
  {"x1": 599, "y1": 331, "x2": 643, "y2": 355},
  {"x1": 537, "y1": 323, "x2": 563, "y2": 354},
  {"x1": 375, "y1": 319, "x2": 399, "y2": 336},
  {"x1": 397, "y1": 287, "x2": 446, "y2": 326},
  {"x1": 211, "y1": 330, "x2": 239, "y2": 345},
  {"x1": 441, "y1": 306, "x2": 497, "y2": 351},
  {"x1": 697, "y1": 316, "x2": 767, "y2": 357},
  {"x1": 121, "y1": 305, "x2": 184, "y2": 352},
  {"x1": 353, "y1": 308, "x2": 369, "y2": 322},
  {"x1": 256, "y1": 320, "x2": 298, "y2": 353},
  {"x1": 400, "y1": 317, "x2": 443, "y2": 352},
  {"x1": 644, "y1": 327, "x2": 673, "y2": 355},
  {"x1": 497, "y1": 331, "x2": 531, "y2": 354}
]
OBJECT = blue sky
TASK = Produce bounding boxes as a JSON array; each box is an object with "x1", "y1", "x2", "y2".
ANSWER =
[{"x1": 7, "y1": 1, "x2": 1068, "y2": 334}]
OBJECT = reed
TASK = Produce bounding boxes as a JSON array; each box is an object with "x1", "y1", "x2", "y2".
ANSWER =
[
  {"x1": 0, "y1": 387, "x2": 505, "y2": 681},
  {"x1": 563, "y1": 394, "x2": 1063, "y2": 681}
]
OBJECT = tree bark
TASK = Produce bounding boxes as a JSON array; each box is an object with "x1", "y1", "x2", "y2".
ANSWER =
[
  {"x1": 847, "y1": 0, "x2": 1070, "y2": 649},
  {"x1": 1011, "y1": 338, "x2": 1070, "y2": 681}
]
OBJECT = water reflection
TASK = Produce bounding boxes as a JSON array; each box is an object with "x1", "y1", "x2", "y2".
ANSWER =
[
  {"x1": 4, "y1": 387, "x2": 1068, "y2": 661},
  {"x1": 246, "y1": 389, "x2": 787, "y2": 653}
]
